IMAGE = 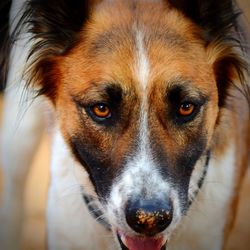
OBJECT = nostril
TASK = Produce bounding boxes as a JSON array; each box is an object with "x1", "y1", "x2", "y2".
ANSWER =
[{"x1": 125, "y1": 198, "x2": 173, "y2": 236}]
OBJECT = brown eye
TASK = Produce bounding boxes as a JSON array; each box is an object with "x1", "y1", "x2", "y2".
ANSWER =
[
  {"x1": 179, "y1": 103, "x2": 195, "y2": 116},
  {"x1": 91, "y1": 104, "x2": 111, "y2": 118}
]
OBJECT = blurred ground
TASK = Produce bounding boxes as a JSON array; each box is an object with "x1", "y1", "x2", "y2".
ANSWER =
[
  {"x1": 0, "y1": 1, "x2": 250, "y2": 249},
  {"x1": 0, "y1": 94, "x2": 50, "y2": 250}
]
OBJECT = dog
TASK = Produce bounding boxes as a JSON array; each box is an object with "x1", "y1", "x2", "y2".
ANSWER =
[{"x1": 0, "y1": 0, "x2": 250, "y2": 249}]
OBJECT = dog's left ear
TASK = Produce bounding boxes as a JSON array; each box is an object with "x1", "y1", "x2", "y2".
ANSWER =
[
  {"x1": 168, "y1": 0, "x2": 249, "y2": 107},
  {"x1": 168, "y1": 0, "x2": 238, "y2": 42}
]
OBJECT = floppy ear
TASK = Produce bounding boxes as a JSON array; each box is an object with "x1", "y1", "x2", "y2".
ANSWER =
[
  {"x1": 14, "y1": 0, "x2": 94, "y2": 100},
  {"x1": 169, "y1": 0, "x2": 249, "y2": 107},
  {"x1": 26, "y1": 0, "x2": 90, "y2": 52}
]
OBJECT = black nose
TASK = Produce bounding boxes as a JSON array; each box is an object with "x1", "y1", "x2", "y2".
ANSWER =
[{"x1": 125, "y1": 198, "x2": 173, "y2": 236}]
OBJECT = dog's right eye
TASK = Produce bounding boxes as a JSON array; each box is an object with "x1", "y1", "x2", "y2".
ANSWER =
[
  {"x1": 91, "y1": 103, "x2": 111, "y2": 119},
  {"x1": 84, "y1": 103, "x2": 114, "y2": 125}
]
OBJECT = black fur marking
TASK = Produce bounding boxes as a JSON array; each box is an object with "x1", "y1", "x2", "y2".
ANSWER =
[
  {"x1": 166, "y1": 83, "x2": 209, "y2": 106},
  {"x1": 188, "y1": 151, "x2": 211, "y2": 206},
  {"x1": 0, "y1": 0, "x2": 12, "y2": 90},
  {"x1": 150, "y1": 125, "x2": 207, "y2": 213},
  {"x1": 197, "y1": 151, "x2": 210, "y2": 189},
  {"x1": 70, "y1": 137, "x2": 116, "y2": 199}
]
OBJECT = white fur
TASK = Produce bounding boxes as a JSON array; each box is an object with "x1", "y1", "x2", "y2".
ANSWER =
[
  {"x1": 47, "y1": 128, "x2": 114, "y2": 250},
  {"x1": 134, "y1": 29, "x2": 150, "y2": 90}
]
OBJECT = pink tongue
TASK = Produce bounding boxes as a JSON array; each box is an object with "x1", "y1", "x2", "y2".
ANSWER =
[{"x1": 124, "y1": 235, "x2": 164, "y2": 250}]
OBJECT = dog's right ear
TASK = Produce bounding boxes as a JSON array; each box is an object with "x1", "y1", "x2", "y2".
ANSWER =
[
  {"x1": 23, "y1": 0, "x2": 92, "y2": 53},
  {"x1": 13, "y1": 0, "x2": 100, "y2": 100}
]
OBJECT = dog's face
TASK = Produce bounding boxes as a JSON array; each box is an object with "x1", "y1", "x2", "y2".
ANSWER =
[
  {"x1": 55, "y1": 2, "x2": 219, "y2": 248},
  {"x1": 21, "y1": 0, "x2": 245, "y2": 249}
]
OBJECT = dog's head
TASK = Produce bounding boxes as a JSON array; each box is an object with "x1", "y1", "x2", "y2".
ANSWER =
[{"x1": 18, "y1": 0, "x2": 248, "y2": 249}]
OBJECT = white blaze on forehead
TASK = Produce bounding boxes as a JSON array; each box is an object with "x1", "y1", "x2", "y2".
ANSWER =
[
  {"x1": 133, "y1": 28, "x2": 151, "y2": 157},
  {"x1": 135, "y1": 29, "x2": 150, "y2": 90},
  {"x1": 110, "y1": 28, "x2": 161, "y2": 199}
]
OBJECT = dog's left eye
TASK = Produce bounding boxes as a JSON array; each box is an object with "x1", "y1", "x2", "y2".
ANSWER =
[{"x1": 91, "y1": 103, "x2": 111, "y2": 119}]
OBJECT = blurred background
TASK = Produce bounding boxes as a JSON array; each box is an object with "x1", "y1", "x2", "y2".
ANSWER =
[{"x1": 0, "y1": 1, "x2": 250, "y2": 249}]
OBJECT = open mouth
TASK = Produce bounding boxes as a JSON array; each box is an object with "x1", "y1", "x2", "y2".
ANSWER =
[{"x1": 117, "y1": 232, "x2": 167, "y2": 250}]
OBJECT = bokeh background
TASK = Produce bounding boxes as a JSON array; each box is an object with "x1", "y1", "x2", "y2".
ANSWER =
[{"x1": 0, "y1": 1, "x2": 250, "y2": 249}]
